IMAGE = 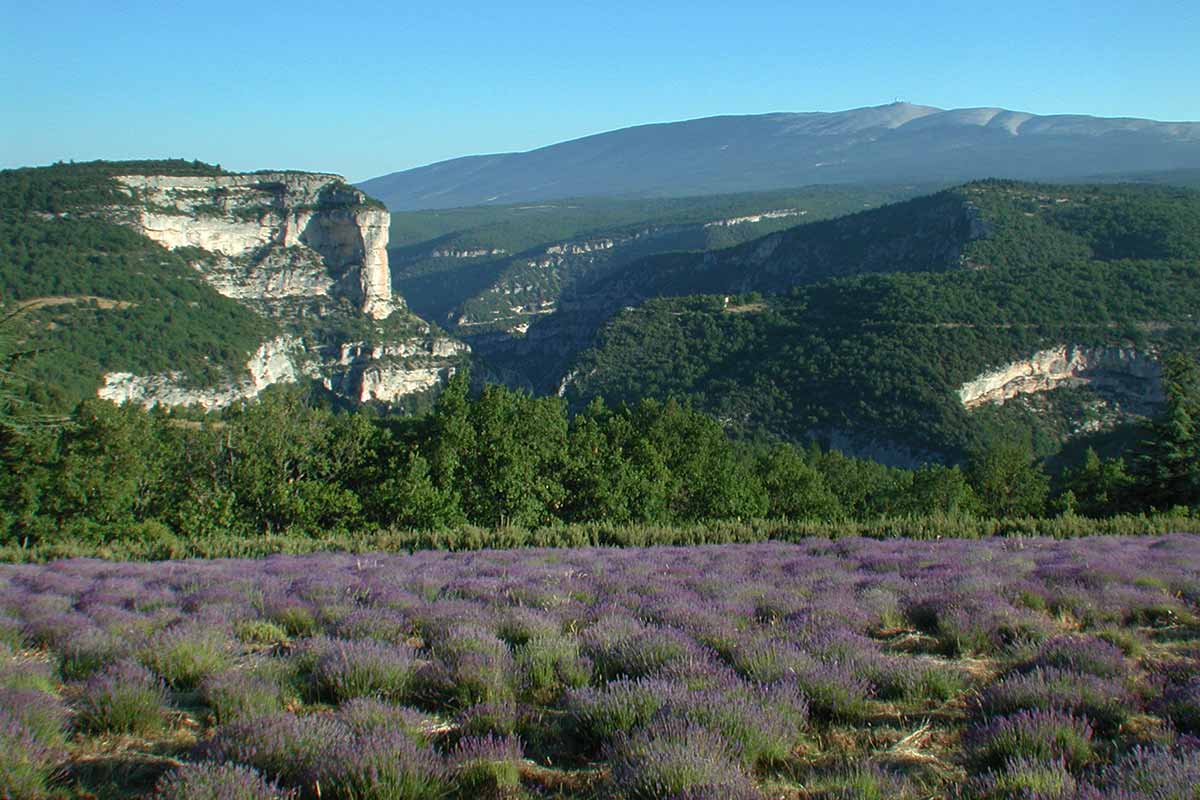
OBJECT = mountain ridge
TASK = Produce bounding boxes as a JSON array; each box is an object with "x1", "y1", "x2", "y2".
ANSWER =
[{"x1": 360, "y1": 103, "x2": 1200, "y2": 210}]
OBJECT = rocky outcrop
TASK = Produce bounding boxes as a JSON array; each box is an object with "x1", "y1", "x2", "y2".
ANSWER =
[
  {"x1": 97, "y1": 171, "x2": 468, "y2": 409},
  {"x1": 958, "y1": 346, "x2": 1162, "y2": 410},
  {"x1": 98, "y1": 336, "x2": 307, "y2": 410},
  {"x1": 115, "y1": 173, "x2": 398, "y2": 319},
  {"x1": 704, "y1": 209, "x2": 806, "y2": 228},
  {"x1": 321, "y1": 337, "x2": 470, "y2": 403}
]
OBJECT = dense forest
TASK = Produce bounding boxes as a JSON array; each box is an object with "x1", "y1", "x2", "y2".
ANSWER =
[
  {"x1": 562, "y1": 181, "x2": 1200, "y2": 459},
  {"x1": 1, "y1": 357, "x2": 1197, "y2": 557}
]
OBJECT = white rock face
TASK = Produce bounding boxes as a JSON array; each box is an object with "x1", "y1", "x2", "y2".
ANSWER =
[
  {"x1": 958, "y1": 346, "x2": 1162, "y2": 409},
  {"x1": 704, "y1": 209, "x2": 806, "y2": 228},
  {"x1": 115, "y1": 174, "x2": 398, "y2": 319},
  {"x1": 355, "y1": 365, "x2": 452, "y2": 403},
  {"x1": 95, "y1": 172, "x2": 468, "y2": 409},
  {"x1": 98, "y1": 336, "x2": 306, "y2": 410}
]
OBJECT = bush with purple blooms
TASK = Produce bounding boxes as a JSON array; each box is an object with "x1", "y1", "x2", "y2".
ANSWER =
[
  {"x1": 312, "y1": 639, "x2": 420, "y2": 703},
  {"x1": 1083, "y1": 745, "x2": 1200, "y2": 798},
  {"x1": 317, "y1": 728, "x2": 449, "y2": 800},
  {"x1": 154, "y1": 762, "x2": 297, "y2": 800},
  {"x1": 201, "y1": 669, "x2": 285, "y2": 723},
  {"x1": 566, "y1": 677, "x2": 682, "y2": 751},
  {"x1": 800, "y1": 764, "x2": 916, "y2": 799},
  {"x1": 0, "y1": 536, "x2": 1196, "y2": 798},
  {"x1": 967, "y1": 709, "x2": 1096, "y2": 771},
  {"x1": 1025, "y1": 635, "x2": 1129, "y2": 680},
  {"x1": 337, "y1": 697, "x2": 433, "y2": 741},
  {"x1": 1157, "y1": 677, "x2": 1200, "y2": 736},
  {"x1": 0, "y1": 711, "x2": 65, "y2": 800},
  {"x1": 76, "y1": 659, "x2": 168, "y2": 734},
  {"x1": 0, "y1": 687, "x2": 69, "y2": 747},
  {"x1": 979, "y1": 668, "x2": 1133, "y2": 733},
  {"x1": 141, "y1": 623, "x2": 232, "y2": 688},
  {"x1": 607, "y1": 718, "x2": 756, "y2": 800},
  {"x1": 969, "y1": 756, "x2": 1079, "y2": 800},
  {"x1": 199, "y1": 712, "x2": 350, "y2": 789},
  {"x1": 448, "y1": 734, "x2": 524, "y2": 794}
]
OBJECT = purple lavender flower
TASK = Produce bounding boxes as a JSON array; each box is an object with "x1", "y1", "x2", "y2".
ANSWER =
[
  {"x1": 1086, "y1": 745, "x2": 1200, "y2": 798},
  {"x1": 980, "y1": 668, "x2": 1134, "y2": 733},
  {"x1": 199, "y1": 711, "x2": 350, "y2": 789},
  {"x1": 57, "y1": 624, "x2": 125, "y2": 680},
  {"x1": 566, "y1": 678, "x2": 686, "y2": 751},
  {"x1": 316, "y1": 727, "x2": 449, "y2": 800},
  {"x1": 1027, "y1": 635, "x2": 1129, "y2": 680},
  {"x1": 313, "y1": 638, "x2": 420, "y2": 704},
  {"x1": 153, "y1": 762, "x2": 297, "y2": 799},
  {"x1": 200, "y1": 670, "x2": 285, "y2": 723},
  {"x1": 76, "y1": 659, "x2": 168, "y2": 734},
  {"x1": 1158, "y1": 677, "x2": 1200, "y2": 736},
  {"x1": 967, "y1": 709, "x2": 1096, "y2": 771},
  {"x1": 968, "y1": 756, "x2": 1078, "y2": 800},
  {"x1": 658, "y1": 680, "x2": 807, "y2": 767},
  {"x1": 0, "y1": 687, "x2": 69, "y2": 746},
  {"x1": 606, "y1": 717, "x2": 755, "y2": 800},
  {"x1": 337, "y1": 697, "x2": 434, "y2": 742},
  {"x1": 0, "y1": 711, "x2": 65, "y2": 800},
  {"x1": 448, "y1": 734, "x2": 524, "y2": 793},
  {"x1": 430, "y1": 624, "x2": 515, "y2": 707},
  {"x1": 332, "y1": 608, "x2": 412, "y2": 645},
  {"x1": 140, "y1": 623, "x2": 232, "y2": 688}
]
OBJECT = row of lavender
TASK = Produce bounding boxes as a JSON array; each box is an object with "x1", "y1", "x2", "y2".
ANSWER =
[{"x1": 1, "y1": 536, "x2": 1198, "y2": 798}]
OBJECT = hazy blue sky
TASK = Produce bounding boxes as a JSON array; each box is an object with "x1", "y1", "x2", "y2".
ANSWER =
[{"x1": 3, "y1": 1, "x2": 1197, "y2": 181}]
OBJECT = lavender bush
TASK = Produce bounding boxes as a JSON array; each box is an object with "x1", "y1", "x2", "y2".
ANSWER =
[
  {"x1": 76, "y1": 659, "x2": 168, "y2": 735},
  {"x1": 0, "y1": 687, "x2": 69, "y2": 747},
  {"x1": 968, "y1": 756, "x2": 1078, "y2": 799},
  {"x1": 337, "y1": 697, "x2": 433, "y2": 741},
  {"x1": 0, "y1": 535, "x2": 1195, "y2": 798},
  {"x1": 317, "y1": 727, "x2": 449, "y2": 800},
  {"x1": 979, "y1": 668, "x2": 1134, "y2": 733},
  {"x1": 199, "y1": 711, "x2": 350, "y2": 790},
  {"x1": 607, "y1": 718, "x2": 755, "y2": 800},
  {"x1": 141, "y1": 623, "x2": 232, "y2": 688},
  {"x1": 201, "y1": 669, "x2": 285, "y2": 723},
  {"x1": 0, "y1": 712, "x2": 65, "y2": 800},
  {"x1": 967, "y1": 709, "x2": 1096, "y2": 771},
  {"x1": 154, "y1": 762, "x2": 297, "y2": 800},
  {"x1": 448, "y1": 734, "x2": 524, "y2": 794},
  {"x1": 312, "y1": 639, "x2": 420, "y2": 703}
]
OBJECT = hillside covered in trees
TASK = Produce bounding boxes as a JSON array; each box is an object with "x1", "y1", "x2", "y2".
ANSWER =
[
  {"x1": 0, "y1": 161, "x2": 275, "y2": 405},
  {"x1": 559, "y1": 181, "x2": 1200, "y2": 461}
]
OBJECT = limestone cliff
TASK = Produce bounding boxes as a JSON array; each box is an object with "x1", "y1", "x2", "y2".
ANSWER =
[
  {"x1": 958, "y1": 346, "x2": 1162, "y2": 412},
  {"x1": 100, "y1": 171, "x2": 466, "y2": 408}
]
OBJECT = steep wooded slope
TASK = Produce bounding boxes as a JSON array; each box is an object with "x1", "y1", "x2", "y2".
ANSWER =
[{"x1": 559, "y1": 182, "x2": 1200, "y2": 461}]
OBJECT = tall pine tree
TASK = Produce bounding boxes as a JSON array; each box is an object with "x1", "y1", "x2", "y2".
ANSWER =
[{"x1": 1135, "y1": 353, "x2": 1200, "y2": 510}]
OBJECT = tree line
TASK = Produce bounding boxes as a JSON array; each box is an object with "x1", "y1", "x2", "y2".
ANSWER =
[{"x1": 1, "y1": 359, "x2": 1197, "y2": 549}]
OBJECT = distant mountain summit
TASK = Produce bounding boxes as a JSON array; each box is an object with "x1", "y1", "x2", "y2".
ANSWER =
[{"x1": 360, "y1": 102, "x2": 1200, "y2": 210}]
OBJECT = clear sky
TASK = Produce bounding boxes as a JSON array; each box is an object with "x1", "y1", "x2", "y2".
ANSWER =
[{"x1": 2, "y1": 0, "x2": 1198, "y2": 182}]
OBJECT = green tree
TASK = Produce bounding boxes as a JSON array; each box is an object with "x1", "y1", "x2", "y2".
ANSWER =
[
  {"x1": 893, "y1": 464, "x2": 981, "y2": 517},
  {"x1": 1058, "y1": 448, "x2": 1134, "y2": 516},
  {"x1": 637, "y1": 399, "x2": 767, "y2": 521},
  {"x1": 213, "y1": 389, "x2": 372, "y2": 534},
  {"x1": 1134, "y1": 353, "x2": 1200, "y2": 509},
  {"x1": 967, "y1": 440, "x2": 1049, "y2": 518},
  {"x1": 755, "y1": 445, "x2": 843, "y2": 520}
]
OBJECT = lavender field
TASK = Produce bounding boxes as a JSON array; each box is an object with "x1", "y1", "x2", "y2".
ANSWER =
[{"x1": 2, "y1": 537, "x2": 1199, "y2": 799}]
